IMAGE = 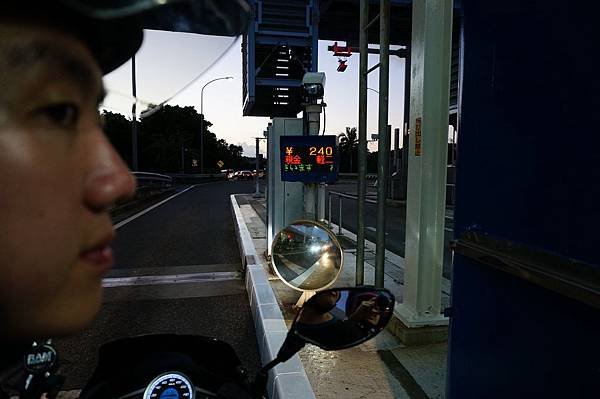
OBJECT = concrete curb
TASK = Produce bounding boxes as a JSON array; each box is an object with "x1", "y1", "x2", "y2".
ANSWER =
[{"x1": 230, "y1": 195, "x2": 315, "y2": 399}]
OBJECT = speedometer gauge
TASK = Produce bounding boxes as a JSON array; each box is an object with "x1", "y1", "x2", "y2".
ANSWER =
[{"x1": 143, "y1": 372, "x2": 195, "y2": 399}]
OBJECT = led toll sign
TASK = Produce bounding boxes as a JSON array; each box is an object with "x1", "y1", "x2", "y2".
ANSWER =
[{"x1": 280, "y1": 135, "x2": 339, "y2": 183}]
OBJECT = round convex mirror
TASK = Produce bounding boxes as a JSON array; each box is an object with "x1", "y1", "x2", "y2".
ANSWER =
[{"x1": 271, "y1": 220, "x2": 343, "y2": 291}]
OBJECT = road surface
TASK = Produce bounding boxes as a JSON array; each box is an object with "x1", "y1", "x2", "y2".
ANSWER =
[{"x1": 55, "y1": 180, "x2": 261, "y2": 390}]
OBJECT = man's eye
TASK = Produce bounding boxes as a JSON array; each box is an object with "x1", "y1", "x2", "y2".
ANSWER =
[{"x1": 39, "y1": 103, "x2": 79, "y2": 127}]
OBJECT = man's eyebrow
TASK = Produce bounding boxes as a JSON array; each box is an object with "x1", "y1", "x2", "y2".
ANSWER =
[{"x1": 6, "y1": 39, "x2": 100, "y2": 97}]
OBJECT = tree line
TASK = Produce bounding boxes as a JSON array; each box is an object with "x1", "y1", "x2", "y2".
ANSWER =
[
  {"x1": 338, "y1": 126, "x2": 456, "y2": 174},
  {"x1": 103, "y1": 105, "x2": 248, "y2": 173},
  {"x1": 338, "y1": 126, "x2": 379, "y2": 173}
]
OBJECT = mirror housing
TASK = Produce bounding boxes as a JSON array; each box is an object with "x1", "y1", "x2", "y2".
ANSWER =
[
  {"x1": 290, "y1": 287, "x2": 395, "y2": 350},
  {"x1": 254, "y1": 287, "x2": 395, "y2": 397}
]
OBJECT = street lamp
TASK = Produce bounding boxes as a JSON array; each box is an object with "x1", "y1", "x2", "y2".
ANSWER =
[{"x1": 200, "y1": 76, "x2": 233, "y2": 174}]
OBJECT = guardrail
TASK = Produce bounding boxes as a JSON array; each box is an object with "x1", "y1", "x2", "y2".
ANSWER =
[
  {"x1": 132, "y1": 172, "x2": 173, "y2": 189},
  {"x1": 337, "y1": 173, "x2": 378, "y2": 180},
  {"x1": 327, "y1": 190, "x2": 377, "y2": 235}
]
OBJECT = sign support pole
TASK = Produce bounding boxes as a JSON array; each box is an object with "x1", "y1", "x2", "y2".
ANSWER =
[
  {"x1": 254, "y1": 137, "x2": 263, "y2": 198},
  {"x1": 303, "y1": 103, "x2": 324, "y2": 221}
]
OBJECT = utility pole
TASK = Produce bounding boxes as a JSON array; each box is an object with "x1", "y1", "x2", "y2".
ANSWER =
[
  {"x1": 180, "y1": 144, "x2": 185, "y2": 174},
  {"x1": 131, "y1": 55, "x2": 138, "y2": 171},
  {"x1": 200, "y1": 77, "x2": 233, "y2": 174}
]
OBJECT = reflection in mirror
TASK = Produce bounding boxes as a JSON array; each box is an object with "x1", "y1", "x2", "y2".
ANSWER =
[
  {"x1": 293, "y1": 288, "x2": 395, "y2": 350},
  {"x1": 271, "y1": 221, "x2": 343, "y2": 291}
]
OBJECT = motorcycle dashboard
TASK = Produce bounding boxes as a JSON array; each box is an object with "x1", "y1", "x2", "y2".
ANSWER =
[
  {"x1": 118, "y1": 371, "x2": 217, "y2": 399},
  {"x1": 143, "y1": 371, "x2": 196, "y2": 399},
  {"x1": 81, "y1": 335, "x2": 242, "y2": 399}
]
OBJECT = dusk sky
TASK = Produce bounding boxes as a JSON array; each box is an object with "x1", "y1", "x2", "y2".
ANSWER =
[{"x1": 102, "y1": 30, "x2": 409, "y2": 156}]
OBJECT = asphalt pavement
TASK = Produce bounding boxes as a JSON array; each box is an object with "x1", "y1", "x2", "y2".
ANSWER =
[{"x1": 55, "y1": 180, "x2": 262, "y2": 391}]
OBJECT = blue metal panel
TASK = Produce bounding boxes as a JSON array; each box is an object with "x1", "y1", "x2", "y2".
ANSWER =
[
  {"x1": 448, "y1": 255, "x2": 600, "y2": 398},
  {"x1": 448, "y1": 0, "x2": 600, "y2": 397},
  {"x1": 256, "y1": 78, "x2": 303, "y2": 87},
  {"x1": 255, "y1": 36, "x2": 313, "y2": 46}
]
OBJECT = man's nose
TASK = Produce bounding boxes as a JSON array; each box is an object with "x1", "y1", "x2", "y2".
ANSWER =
[{"x1": 83, "y1": 137, "x2": 136, "y2": 212}]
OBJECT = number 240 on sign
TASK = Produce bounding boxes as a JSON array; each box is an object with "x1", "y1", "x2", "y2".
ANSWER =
[{"x1": 309, "y1": 146, "x2": 333, "y2": 156}]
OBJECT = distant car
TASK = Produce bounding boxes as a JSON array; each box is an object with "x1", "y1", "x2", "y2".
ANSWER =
[
  {"x1": 222, "y1": 169, "x2": 235, "y2": 180},
  {"x1": 240, "y1": 170, "x2": 253, "y2": 180}
]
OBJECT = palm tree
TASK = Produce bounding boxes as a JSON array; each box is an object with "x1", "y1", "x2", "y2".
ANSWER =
[{"x1": 338, "y1": 127, "x2": 358, "y2": 172}]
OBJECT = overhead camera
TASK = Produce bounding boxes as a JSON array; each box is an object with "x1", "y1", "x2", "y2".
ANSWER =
[{"x1": 302, "y1": 72, "x2": 326, "y2": 101}]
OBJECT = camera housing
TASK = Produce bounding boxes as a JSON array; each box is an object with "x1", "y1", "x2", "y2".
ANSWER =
[{"x1": 301, "y1": 72, "x2": 326, "y2": 101}]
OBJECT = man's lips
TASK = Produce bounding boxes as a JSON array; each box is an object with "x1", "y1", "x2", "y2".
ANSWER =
[{"x1": 80, "y1": 236, "x2": 114, "y2": 270}]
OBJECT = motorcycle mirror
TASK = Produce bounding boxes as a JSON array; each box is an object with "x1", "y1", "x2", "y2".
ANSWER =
[
  {"x1": 255, "y1": 287, "x2": 395, "y2": 388},
  {"x1": 271, "y1": 221, "x2": 343, "y2": 291},
  {"x1": 290, "y1": 287, "x2": 395, "y2": 350}
]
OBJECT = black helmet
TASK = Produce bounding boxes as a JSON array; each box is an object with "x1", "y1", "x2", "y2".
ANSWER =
[{"x1": 4, "y1": 0, "x2": 252, "y2": 74}]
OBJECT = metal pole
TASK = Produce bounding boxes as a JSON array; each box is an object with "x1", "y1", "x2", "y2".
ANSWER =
[
  {"x1": 401, "y1": 124, "x2": 409, "y2": 200},
  {"x1": 394, "y1": 127, "x2": 400, "y2": 173},
  {"x1": 375, "y1": 0, "x2": 391, "y2": 289},
  {"x1": 317, "y1": 184, "x2": 326, "y2": 221},
  {"x1": 131, "y1": 55, "x2": 138, "y2": 171},
  {"x1": 400, "y1": 51, "x2": 411, "y2": 200},
  {"x1": 199, "y1": 112, "x2": 204, "y2": 174},
  {"x1": 328, "y1": 193, "x2": 332, "y2": 228},
  {"x1": 338, "y1": 196, "x2": 343, "y2": 235},
  {"x1": 254, "y1": 137, "x2": 261, "y2": 197},
  {"x1": 180, "y1": 144, "x2": 185, "y2": 173},
  {"x1": 356, "y1": 0, "x2": 369, "y2": 286},
  {"x1": 387, "y1": 124, "x2": 393, "y2": 195},
  {"x1": 391, "y1": 127, "x2": 400, "y2": 200},
  {"x1": 303, "y1": 102, "x2": 322, "y2": 221},
  {"x1": 199, "y1": 77, "x2": 233, "y2": 175}
]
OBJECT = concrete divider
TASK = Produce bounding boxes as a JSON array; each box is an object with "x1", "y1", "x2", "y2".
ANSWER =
[{"x1": 230, "y1": 195, "x2": 315, "y2": 399}]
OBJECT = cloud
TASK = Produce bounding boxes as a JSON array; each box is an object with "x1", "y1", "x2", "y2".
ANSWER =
[{"x1": 238, "y1": 140, "x2": 267, "y2": 157}]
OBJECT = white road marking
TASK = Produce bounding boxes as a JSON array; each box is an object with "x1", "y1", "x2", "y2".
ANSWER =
[
  {"x1": 114, "y1": 185, "x2": 198, "y2": 229},
  {"x1": 289, "y1": 257, "x2": 324, "y2": 286},
  {"x1": 274, "y1": 254, "x2": 307, "y2": 275},
  {"x1": 366, "y1": 226, "x2": 389, "y2": 235},
  {"x1": 102, "y1": 271, "x2": 240, "y2": 287}
]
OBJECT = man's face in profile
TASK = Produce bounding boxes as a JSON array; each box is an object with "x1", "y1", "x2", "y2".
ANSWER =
[{"x1": 0, "y1": 21, "x2": 136, "y2": 339}]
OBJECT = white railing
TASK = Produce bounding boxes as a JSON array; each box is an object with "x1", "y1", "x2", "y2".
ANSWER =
[
  {"x1": 327, "y1": 190, "x2": 377, "y2": 235},
  {"x1": 132, "y1": 172, "x2": 173, "y2": 189}
]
